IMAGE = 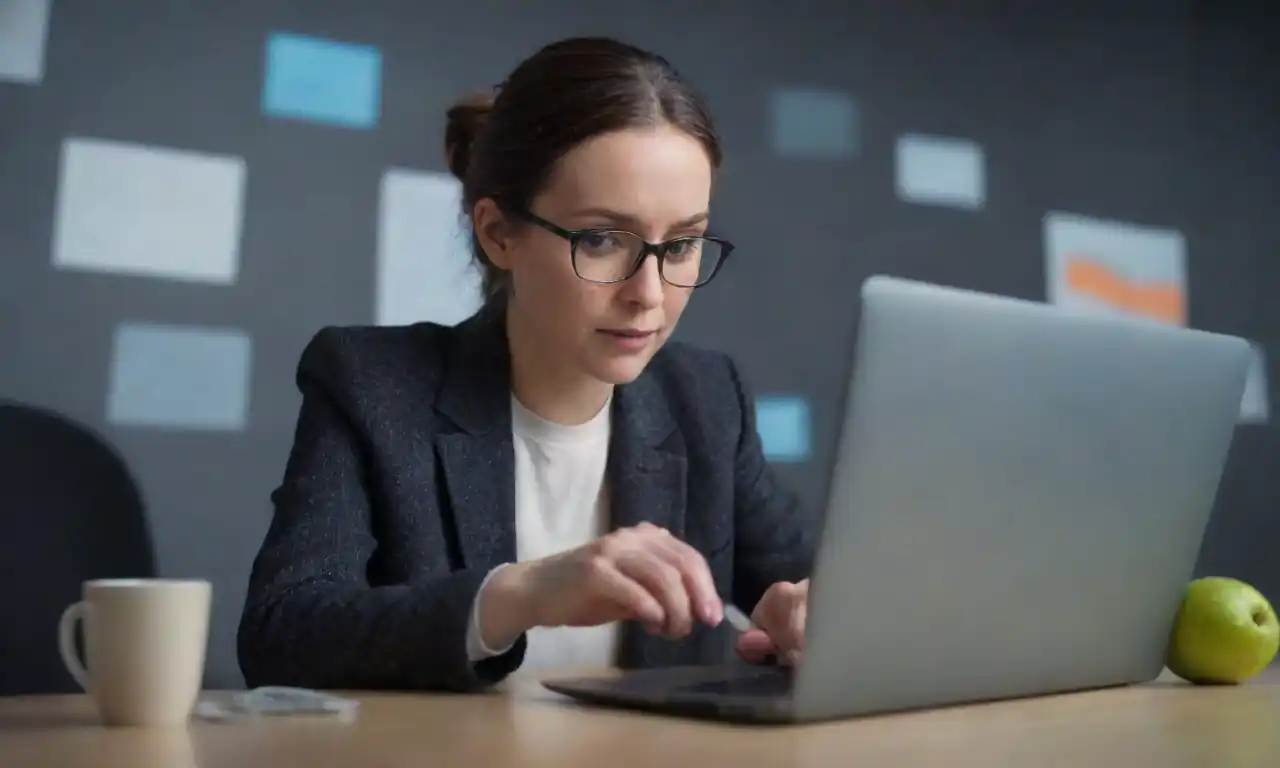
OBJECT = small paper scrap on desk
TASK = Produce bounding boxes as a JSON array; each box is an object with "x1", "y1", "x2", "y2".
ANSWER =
[{"x1": 194, "y1": 686, "x2": 360, "y2": 722}]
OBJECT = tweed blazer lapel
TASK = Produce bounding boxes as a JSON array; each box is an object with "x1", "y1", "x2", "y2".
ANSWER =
[
  {"x1": 608, "y1": 368, "x2": 695, "y2": 668},
  {"x1": 434, "y1": 303, "x2": 517, "y2": 572}
]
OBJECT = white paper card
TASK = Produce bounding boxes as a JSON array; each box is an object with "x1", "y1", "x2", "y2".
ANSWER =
[
  {"x1": 53, "y1": 137, "x2": 246, "y2": 285},
  {"x1": 0, "y1": 0, "x2": 51, "y2": 84},
  {"x1": 376, "y1": 169, "x2": 482, "y2": 326},
  {"x1": 895, "y1": 134, "x2": 986, "y2": 210}
]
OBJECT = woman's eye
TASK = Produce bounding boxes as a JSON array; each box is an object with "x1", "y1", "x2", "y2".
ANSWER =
[{"x1": 665, "y1": 239, "x2": 699, "y2": 259}]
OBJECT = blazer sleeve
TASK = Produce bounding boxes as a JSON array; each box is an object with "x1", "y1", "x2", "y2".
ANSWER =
[
  {"x1": 236, "y1": 330, "x2": 526, "y2": 692},
  {"x1": 726, "y1": 357, "x2": 816, "y2": 611}
]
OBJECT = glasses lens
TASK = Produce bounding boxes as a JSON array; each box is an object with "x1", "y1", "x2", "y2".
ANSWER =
[
  {"x1": 572, "y1": 231, "x2": 645, "y2": 283},
  {"x1": 660, "y1": 237, "x2": 725, "y2": 288}
]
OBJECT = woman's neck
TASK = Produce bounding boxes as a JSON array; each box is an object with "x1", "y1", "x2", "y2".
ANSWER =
[{"x1": 505, "y1": 305, "x2": 613, "y2": 427}]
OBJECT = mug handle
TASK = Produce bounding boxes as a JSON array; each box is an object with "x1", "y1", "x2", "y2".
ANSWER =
[{"x1": 58, "y1": 601, "x2": 91, "y2": 691}]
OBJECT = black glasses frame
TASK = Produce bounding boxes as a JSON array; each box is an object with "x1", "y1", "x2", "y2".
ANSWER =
[{"x1": 513, "y1": 210, "x2": 734, "y2": 288}]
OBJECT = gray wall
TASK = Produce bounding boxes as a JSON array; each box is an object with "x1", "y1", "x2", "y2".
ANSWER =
[{"x1": 1, "y1": 0, "x2": 1275, "y2": 687}]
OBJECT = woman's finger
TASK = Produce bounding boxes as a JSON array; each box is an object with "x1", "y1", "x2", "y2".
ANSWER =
[
  {"x1": 753, "y1": 582, "x2": 807, "y2": 655},
  {"x1": 734, "y1": 628, "x2": 777, "y2": 663},
  {"x1": 644, "y1": 532, "x2": 722, "y2": 626},
  {"x1": 776, "y1": 598, "x2": 806, "y2": 667},
  {"x1": 616, "y1": 550, "x2": 694, "y2": 638},
  {"x1": 584, "y1": 555, "x2": 666, "y2": 628},
  {"x1": 785, "y1": 599, "x2": 807, "y2": 652}
]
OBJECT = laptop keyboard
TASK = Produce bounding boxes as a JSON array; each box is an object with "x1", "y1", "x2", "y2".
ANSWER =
[{"x1": 676, "y1": 669, "x2": 794, "y2": 698}]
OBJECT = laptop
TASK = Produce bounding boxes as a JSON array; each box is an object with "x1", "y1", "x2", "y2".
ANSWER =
[{"x1": 543, "y1": 275, "x2": 1253, "y2": 724}]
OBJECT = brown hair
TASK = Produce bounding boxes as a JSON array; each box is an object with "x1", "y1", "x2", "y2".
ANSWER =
[{"x1": 444, "y1": 37, "x2": 722, "y2": 302}]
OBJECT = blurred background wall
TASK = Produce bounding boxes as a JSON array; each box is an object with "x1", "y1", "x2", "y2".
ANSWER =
[{"x1": 1, "y1": 0, "x2": 1275, "y2": 687}]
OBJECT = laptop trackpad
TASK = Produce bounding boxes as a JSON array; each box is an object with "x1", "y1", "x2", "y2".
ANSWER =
[{"x1": 672, "y1": 667, "x2": 793, "y2": 698}]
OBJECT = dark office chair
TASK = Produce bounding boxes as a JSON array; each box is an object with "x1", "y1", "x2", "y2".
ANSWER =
[{"x1": 0, "y1": 401, "x2": 156, "y2": 695}]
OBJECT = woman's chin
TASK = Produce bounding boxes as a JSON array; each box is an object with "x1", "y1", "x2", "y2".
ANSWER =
[{"x1": 586, "y1": 354, "x2": 653, "y2": 386}]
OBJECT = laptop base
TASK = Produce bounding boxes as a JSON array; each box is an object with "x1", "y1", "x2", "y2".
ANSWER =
[{"x1": 543, "y1": 665, "x2": 796, "y2": 724}]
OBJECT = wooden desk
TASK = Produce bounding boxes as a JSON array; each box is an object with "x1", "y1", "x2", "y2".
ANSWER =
[{"x1": 1, "y1": 669, "x2": 1277, "y2": 767}]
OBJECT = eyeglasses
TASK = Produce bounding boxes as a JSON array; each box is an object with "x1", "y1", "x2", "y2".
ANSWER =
[{"x1": 514, "y1": 210, "x2": 734, "y2": 288}]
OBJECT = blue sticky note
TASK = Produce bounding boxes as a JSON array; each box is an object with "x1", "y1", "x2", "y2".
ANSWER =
[
  {"x1": 262, "y1": 32, "x2": 381, "y2": 129},
  {"x1": 107, "y1": 323, "x2": 252, "y2": 431},
  {"x1": 769, "y1": 88, "x2": 859, "y2": 158},
  {"x1": 755, "y1": 395, "x2": 812, "y2": 462}
]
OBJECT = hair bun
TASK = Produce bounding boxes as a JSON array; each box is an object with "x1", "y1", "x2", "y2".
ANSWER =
[{"x1": 444, "y1": 92, "x2": 497, "y2": 181}]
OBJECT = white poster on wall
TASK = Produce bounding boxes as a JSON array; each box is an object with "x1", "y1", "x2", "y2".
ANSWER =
[
  {"x1": 1043, "y1": 211, "x2": 1264, "y2": 423},
  {"x1": 1043, "y1": 211, "x2": 1187, "y2": 326},
  {"x1": 1240, "y1": 344, "x2": 1270, "y2": 425}
]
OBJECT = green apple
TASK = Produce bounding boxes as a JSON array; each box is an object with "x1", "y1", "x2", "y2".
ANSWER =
[{"x1": 1167, "y1": 577, "x2": 1280, "y2": 684}]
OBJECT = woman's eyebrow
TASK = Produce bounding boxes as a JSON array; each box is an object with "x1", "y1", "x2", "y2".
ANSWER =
[{"x1": 565, "y1": 208, "x2": 709, "y2": 231}]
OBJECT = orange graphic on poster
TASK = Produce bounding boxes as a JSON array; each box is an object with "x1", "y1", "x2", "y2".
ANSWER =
[{"x1": 1063, "y1": 256, "x2": 1185, "y2": 325}]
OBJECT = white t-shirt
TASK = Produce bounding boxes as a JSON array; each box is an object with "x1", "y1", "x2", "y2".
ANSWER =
[{"x1": 464, "y1": 395, "x2": 618, "y2": 671}]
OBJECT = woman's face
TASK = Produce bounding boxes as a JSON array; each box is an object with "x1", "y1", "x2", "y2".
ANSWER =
[{"x1": 480, "y1": 124, "x2": 714, "y2": 385}]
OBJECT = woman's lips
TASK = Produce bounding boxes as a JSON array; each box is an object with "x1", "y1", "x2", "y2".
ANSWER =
[{"x1": 598, "y1": 328, "x2": 657, "y2": 353}]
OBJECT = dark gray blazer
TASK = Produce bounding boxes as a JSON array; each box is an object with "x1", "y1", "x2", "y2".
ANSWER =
[{"x1": 237, "y1": 302, "x2": 813, "y2": 692}]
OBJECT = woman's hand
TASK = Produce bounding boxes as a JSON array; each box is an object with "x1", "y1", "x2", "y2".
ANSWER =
[
  {"x1": 479, "y1": 523, "x2": 724, "y2": 648},
  {"x1": 734, "y1": 579, "x2": 808, "y2": 666}
]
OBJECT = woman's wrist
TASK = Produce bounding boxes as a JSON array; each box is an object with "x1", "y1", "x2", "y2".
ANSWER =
[{"x1": 477, "y1": 561, "x2": 539, "y2": 651}]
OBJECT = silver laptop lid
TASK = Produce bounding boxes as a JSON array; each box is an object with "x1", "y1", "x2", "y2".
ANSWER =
[{"x1": 795, "y1": 276, "x2": 1251, "y2": 720}]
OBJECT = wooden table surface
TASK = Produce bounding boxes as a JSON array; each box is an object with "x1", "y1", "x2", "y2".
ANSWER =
[{"x1": 1, "y1": 668, "x2": 1277, "y2": 767}]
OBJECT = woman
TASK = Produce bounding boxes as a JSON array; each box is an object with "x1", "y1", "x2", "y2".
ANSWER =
[{"x1": 238, "y1": 36, "x2": 813, "y2": 693}]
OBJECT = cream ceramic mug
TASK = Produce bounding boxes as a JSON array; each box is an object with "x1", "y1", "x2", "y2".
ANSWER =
[{"x1": 58, "y1": 579, "x2": 212, "y2": 726}]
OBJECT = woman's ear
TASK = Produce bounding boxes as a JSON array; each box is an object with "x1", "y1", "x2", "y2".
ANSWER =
[{"x1": 473, "y1": 198, "x2": 515, "y2": 270}]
